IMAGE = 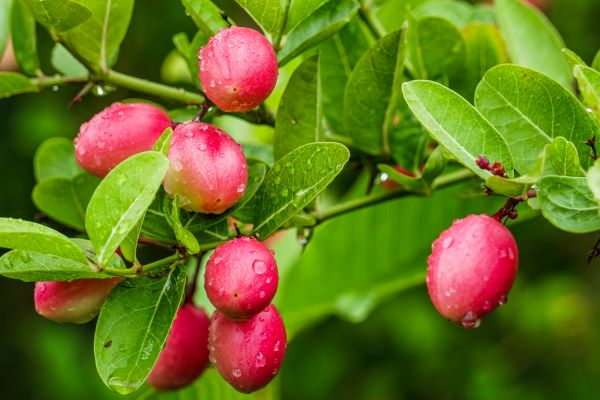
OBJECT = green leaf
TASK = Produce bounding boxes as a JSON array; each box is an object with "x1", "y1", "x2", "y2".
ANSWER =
[
  {"x1": 494, "y1": 0, "x2": 571, "y2": 90},
  {"x1": 277, "y1": 0, "x2": 359, "y2": 66},
  {"x1": 319, "y1": 17, "x2": 369, "y2": 135},
  {"x1": 475, "y1": 64, "x2": 599, "y2": 173},
  {"x1": 0, "y1": 0, "x2": 12, "y2": 59},
  {"x1": 51, "y1": 43, "x2": 87, "y2": 75},
  {"x1": 562, "y1": 48, "x2": 586, "y2": 70},
  {"x1": 71, "y1": 238, "x2": 127, "y2": 269},
  {"x1": 538, "y1": 176, "x2": 600, "y2": 233},
  {"x1": 152, "y1": 127, "x2": 173, "y2": 156},
  {"x1": 574, "y1": 65, "x2": 600, "y2": 123},
  {"x1": 141, "y1": 190, "x2": 177, "y2": 245},
  {"x1": 180, "y1": 0, "x2": 229, "y2": 37},
  {"x1": 402, "y1": 80, "x2": 514, "y2": 180},
  {"x1": 120, "y1": 218, "x2": 142, "y2": 263},
  {"x1": 286, "y1": 0, "x2": 327, "y2": 32},
  {"x1": 378, "y1": 164, "x2": 427, "y2": 192},
  {"x1": 485, "y1": 175, "x2": 533, "y2": 197},
  {"x1": 0, "y1": 72, "x2": 36, "y2": 98},
  {"x1": 233, "y1": 0, "x2": 282, "y2": 39},
  {"x1": 0, "y1": 218, "x2": 87, "y2": 263},
  {"x1": 86, "y1": 152, "x2": 169, "y2": 267},
  {"x1": 343, "y1": 29, "x2": 405, "y2": 154},
  {"x1": 454, "y1": 22, "x2": 507, "y2": 100},
  {"x1": 586, "y1": 159, "x2": 600, "y2": 206},
  {"x1": 421, "y1": 145, "x2": 447, "y2": 184},
  {"x1": 34, "y1": 137, "x2": 82, "y2": 182},
  {"x1": 61, "y1": 0, "x2": 135, "y2": 70},
  {"x1": 23, "y1": 0, "x2": 92, "y2": 32},
  {"x1": 0, "y1": 250, "x2": 112, "y2": 282},
  {"x1": 546, "y1": 137, "x2": 582, "y2": 177},
  {"x1": 32, "y1": 172, "x2": 101, "y2": 231},
  {"x1": 95, "y1": 267, "x2": 186, "y2": 395},
  {"x1": 274, "y1": 55, "x2": 321, "y2": 160},
  {"x1": 593, "y1": 49, "x2": 600, "y2": 72},
  {"x1": 405, "y1": 16, "x2": 466, "y2": 81},
  {"x1": 172, "y1": 31, "x2": 207, "y2": 89},
  {"x1": 253, "y1": 142, "x2": 350, "y2": 237},
  {"x1": 11, "y1": 0, "x2": 40, "y2": 76},
  {"x1": 172, "y1": 197, "x2": 200, "y2": 254},
  {"x1": 412, "y1": 0, "x2": 474, "y2": 28}
]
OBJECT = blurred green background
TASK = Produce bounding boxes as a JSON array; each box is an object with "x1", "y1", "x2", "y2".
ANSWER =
[{"x1": 1, "y1": 0, "x2": 600, "y2": 399}]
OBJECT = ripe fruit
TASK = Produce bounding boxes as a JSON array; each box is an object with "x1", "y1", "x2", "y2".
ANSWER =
[
  {"x1": 426, "y1": 214, "x2": 518, "y2": 328},
  {"x1": 34, "y1": 278, "x2": 121, "y2": 324},
  {"x1": 205, "y1": 236, "x2": 278, "y2": 320},
  {"x1": 198, "y1": 27, "x2": 278, "y2": 112},
  {"x1": 209, "y1": 305, "x2": 287, "y2": 393},
  {"x1": 163, "y1": 121, "x2": 248, "y2": 214},
  {"x1": 147, "y1": 304, "x2": 210, "y2": 391},
  {"x1": 74, "y1": 102, "x2": 172, "y2": 177}
]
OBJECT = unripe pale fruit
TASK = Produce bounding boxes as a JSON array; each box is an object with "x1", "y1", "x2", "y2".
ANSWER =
[
  {"x1": 147, "y1": 304, "x2": 210, "y2": 391},
  {"x1": 74, "y1": 102, "x2": 172, "y2": 177},
  {"x1": 198, "y1": 27, "x2": 278, "y2": 112},
  {"x1": 163, "y1": 121, "x2": 248, "y2": 214},
  {"x1": 34, "y1": 278, "x2": 121, "y2": 324},
  {"x1": 205, "y1": 236, "x2": 278, "y2": 320},
  {"x1": 426, "y1": 214, "x2": 518, "y2": 328},
  {"x1": 209, "y1": 305, "x2": 287, "y2": 393}
]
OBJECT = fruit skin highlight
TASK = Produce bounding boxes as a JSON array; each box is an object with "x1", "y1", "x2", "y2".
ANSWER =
[
  {"x1": 205, "y1": 236, "x2": 278, "y2": 320},
  {"x1": 163, "y1": 121, "x2": 248, "y2": 214},
  {"x1": 147, "y1": 304, "x2": 210, "y2": 391},
  {"x1": 74, "y1": 102, "x2": 172, "y2": 177},
  {"x1": 198, "y1": 26, "x2": 278, "y2": 112},
  {"x1": 209, "y1": 305, "x2": 287, "y2": 393},
  {"x1": 34, "y1": 278, "x2": 122, "y2": 324},
  {"x1": 426, "y1": 214, "x2": 518, "y2": 328}
]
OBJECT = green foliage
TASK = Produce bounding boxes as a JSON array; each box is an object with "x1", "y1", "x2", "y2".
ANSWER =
[
  {"x1": 180, "y1": 0, "x2": 229, "y2": 36},
  {"x1": 11, "y1": 0, "x2": 40, "y2": 76},
  {"x1": 33, "y1": 137, "x2": 83, "y2": 181},
  {"x1": 95, "y1": 268, "x2": 186, "y2": 395},
  {"x1": 574, "y1": 65, "x2": 600, "y2": 123},
  {"x1": 23, "y1": 0, "x2": 92, "y2": 32},
  {"x1": 0, "y1": 72, "x2": 36, "y2": 98},
  {"x1": 546, "y1": 137, "x2": 582, "y2": 177}
]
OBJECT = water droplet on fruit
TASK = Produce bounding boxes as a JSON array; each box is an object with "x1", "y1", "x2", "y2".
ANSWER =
[
  {"x1": 255, "y1": 352, "x2": 266, "y2": 368},
  {"x1": 499, "y1": 249, "x2": 507, "y2": 258},
  {"x1": 508, "y1": 248, "x2": 515, "y2": 260},
  {"x1": 232, "y1": 368, "x2": 242, "y2": 378},
  {"x1": 482, "y1": 301, "x2": 493, "y2": 312},
  {"x1": 259, "y1": 290, "x2": 266, "y2": 298},
  {"x1": 237, "y1": 183, "x2": 246, "y2": 193},
  {"x1": 442, "y1": 237, "x2": 454, "y2": 249},
  {"x1": 209, "y1": 80, "x2": 216, "y2": 88},
  {"x1": 209, "y1": 353, "x2": 217, "y2": 363},
  {"x1": 213, "y1": 256, "x2": 222, "y2": 265},
  {"x1": 266, "y1": 277, "x2": 272, "y2": 284},
  {"x1": 173, "y1": 160, "x2": 183, "y2": 171},
  {"x1": 253, "y1": 260, "x2": 267, "y2": 275},
  {"x1": 274, "y1": 341, "x2": 281, "y2": 352},
  {"x1": 461, "y1": 311, "x2": 481, "y2": 329},
  {"x1": 498, "y1": 294, "x2": 508, "y2": 305}
]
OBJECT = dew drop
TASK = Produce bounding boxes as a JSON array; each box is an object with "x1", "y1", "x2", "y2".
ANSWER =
[
  {"x1": 259, "y1": 290, "x2": 266, "y2": 299},
  {"x1": 461, "y1": 311, "x2": 481, "y2": 329},
  {"x1": 255, "y1": 352, "x2": 266, "y2": 368},
  {"x1": 266, "y1": 277, "x2": 272, "y2": 284},
  {"x1": 213, "y1": 256, "x2": 222, "y2": 265},
  {"x1": 232, "y1": 368, "x2": 242, "y2": 378},
  {"x1": 237, "y1": 183, "x2": 246, "y2": 193},
  {"x1": 274, "y1": 341, "x2": 280, "y2": 352},
  {"x1": 173, "y1": 160, "x2": 183, "y2": 171},
  {"x1": 499, "y1": 249, "x2": 507, "y2": 258},
  {"x1": 498, "y1": 294, "x2": 508, "y2": 305},
  {"x1": 253, "y1": 260, "x2": 267, "y2": 275},
  {"x1": 507, "y1": 248, "x2": 515, "y2": 260},
  {"x1": 209, "y1": 79, "x2": 216, "y2": 88},
  {"x1": 442, "y1": 237, "x2": 454, "y2": 249}
]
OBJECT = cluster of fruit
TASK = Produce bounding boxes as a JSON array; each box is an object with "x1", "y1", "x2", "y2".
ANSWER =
[{"x1": 34, "y1": 26, "x2": 285, "y2": 393}]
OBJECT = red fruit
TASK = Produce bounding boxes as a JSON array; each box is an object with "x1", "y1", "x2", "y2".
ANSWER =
[
  {"x1": 209, "y1": 305, "x2": 287, "y2": 393},
  {"x1": 74, "y1": 102, "x2": 172, "y2": 177},
  {"x1": 163, "y1": 121, "x2": 248, "y2": 214},
  {"x1": 147, "y1": 304, "x2": 210, "y2": 391},
  {"x1": 426, "y1": 214, "x2": 518, "y2": 328},
  {"x1": 381, "y1": 165, "x2": 415, "y2": 189},
  {"x1": 205, "y1": 236, "x2": 278, "y2": 320},
  {"x1": 198, "y1": 27, "x2": 278, "y2": 112},
  {"x1": 34, "y1": 278, "x2": 121, "y2": 324}
]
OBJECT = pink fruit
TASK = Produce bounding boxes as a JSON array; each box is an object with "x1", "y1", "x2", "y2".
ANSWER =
[
  {"x1": 198, "y1": 27, "x2": 278, "y2": 112},
  {"x1": 147, "y1": 304, "x2": 210, "y2": 391},
  {"x1": 34, "y1": 278, "x2": 121, "y2": 324},
  {"x1": 205, "y1": 236, "x2": 278, "y2": 320},
  {"x1": 426, "y1": 214, "x2": 518, "y2": 328},
  {"x1": 209, "y1": 305, "x2": 287, "y2": 393},
  {"x1": 163, "y1": 121, "x2": 248, "y2": 214},
  {"x1": 74, "y1": 102, "x2": 172, "y2": 177}
]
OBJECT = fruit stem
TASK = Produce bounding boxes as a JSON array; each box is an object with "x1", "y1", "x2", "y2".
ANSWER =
[
  {"x1": 141, "y1": 253, "x2": 183, "y2": 274},
  {"x1": 311, "y1": 168, "x2": 474, "y2": 223}
]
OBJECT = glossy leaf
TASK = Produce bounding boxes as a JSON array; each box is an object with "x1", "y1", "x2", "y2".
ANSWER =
[
  {"x1": 403, "y1": 80, "x2": 514, "y2": 180},
  {"x1": 180, "y1": 0, "x2": 229, "y2": 36},
  {"x1": 34, "y1": 137, "x2": 82, "y2": 182},
  {"x1": 86, "y1": 152, "x2": 169, "y2": 267},
  {"x1": 0, "y1": 0, "x2": 12, "y2": 59},
  {"x1": 253, "y1": 143, "x2": 350, "y2": 237},
  {"x1": 233, "y1": 0, "x2": 282, "y2": 38},
  {"x1": 593, "y1": 49, "x2": 600, "y2": 72},
  {"x1": 562, "y1": 48, "x2": 586, "y2": 70},
  {"x1": 0, "y1": 250, "x2": 111, "y2": 282},
  {"x1": 475, "y1": 64, "x2": 599, "y2": 173},
  {"x1": 172, "y1": 197, "x2": 200, "y2": 254},
  {"x1": 538, "y1": 176, "x2": 600, "y2": 233},
  {"x1": 0, "y1": 218, "x2": 87, "y2": 263},
  {"x1": 343, "y1": 30, "x2": 405, "y2": 154},
  {"x1": 286, "y1": 0, "x2": 328, "y2": 32},
  {"x1": 546, "y1": 137, "x2": 582, "y2": 177},
  {"x1": 152, "y1": 127, "x2": 173, "y2": 157},
  {"x1": 277, "y1": 0, "x2": 359, "y2": 66},
  {"x1": 274, "y1": 55, "x2": 321, "y2": 160},
  {"x1": 95, "y1": 267, "x2": 186, "y2": 395},
  {"x1": 62, "y1": 0, "x2": 135, "y2": 70},
  {"x1": 412, "y1": 0, "x2": 474, "y2": 28},
  {"x1": 574, "y1": 65, "x2": 600, "y2": 123},
  {"x1": 11, "y1": 0, "x2": 40, "y2": 76},
  {"x1": 0, "y1": 72, "x2": 36, "y2": 98},
  {"x1": 23, "y1": 0, "x2": 92, "y2": 31},
  {"x1": 51, "y1": 43, "x2": 87, "y2": 75},
  {"x1": 405, "y1": 16, "x2": 465, "y2": 81},
  {"x1": 120, "y1": 219, "x2": 142, "y2": 263},
  {"x1": 319, "y1": 17, "x2": 369, "y2": 135},
  {"x1": 495, "y1": 0, "x2": 571, "y2": 89},
  {"x1": 378, "y1": 164, "x2": 427, "y2": 192},
  {"x1": 32, "y1": 172, "x2": 101, "y2": 231},
  {"x1": 586, "y1": 159, "x2": 600, "y2": 206},
  {"x1": 141, "y1": 190, "x2": 177, "y2": 245}
]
